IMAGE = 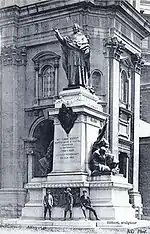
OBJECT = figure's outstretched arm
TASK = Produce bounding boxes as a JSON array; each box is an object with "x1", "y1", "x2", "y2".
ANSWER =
[{"x1": 53, "y1": 27, "x2": 65, "y2": 45}]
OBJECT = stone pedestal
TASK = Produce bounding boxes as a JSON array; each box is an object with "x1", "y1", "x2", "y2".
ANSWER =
[
  {"x1": 89, "y1": 175, "x2": 135, "y2": 220},
  {"x1": 51, "y1": 87, "x2": 106, "y2": 174},
  {"x1": 22, "y1": 175, "x2": 135, "y2": 220},
  {"x1": 22, "y1": 87, "x2": 106, "y2": 219},
  {"x1": 22, "y1": 87, "x2": 135, "y2": 220}
]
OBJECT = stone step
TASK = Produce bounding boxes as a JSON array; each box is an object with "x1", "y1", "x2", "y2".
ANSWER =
[{"x1": 0, "y1": 218, "x2": 150, "y2": 234}]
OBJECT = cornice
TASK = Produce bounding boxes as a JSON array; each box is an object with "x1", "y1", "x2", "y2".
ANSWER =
[
  {"x1": 119, "y1": 106, "x2": 133, "y2": 119},
  {"x1": 140, "y1": 136, "x2": 150, "y2": 144},
  {"x1": 0, "y1": 5, "x2": 20, "y2": 21},
  {"x1": 140, "y1": 83, "x2": 150, "y2": 91},
  {"x1": 118, "y1": 138, "x2": 133, "y2": 147},
  {"x1": 0, "y1": 1, "x2": 149, "y2": 38}
]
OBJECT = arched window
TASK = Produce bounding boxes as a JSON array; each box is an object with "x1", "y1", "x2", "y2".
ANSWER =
[
  {"x1": 120, "y1": 70, "x2": 128, "y2": 104},
  {"x1": 42, "y1": 65, "x2": 55, "y2": 97},
  {"x1": 92, "y1": 70, "x2": 103, "y2": 96},
  {"x1": 32, "y1": 51, "x2": 60, "y2": 103}
]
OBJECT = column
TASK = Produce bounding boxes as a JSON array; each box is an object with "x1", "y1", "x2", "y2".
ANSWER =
[
  {"x1": 27, "y1": 149, "x2": 34, "y2": 183},
  {"x1": 130, "y1": 53, "x2": 144, "y2": 218},
  {"x1": 0, "y1": 45, "x2": 27, "y2": 217},
  {"x1": 35, "y1": 61, "x2": 39, "y2": 103},
  {"x1": 104, "y1": 37, "x2": 125, "y2": 159},
  {"x1": 54, "y1": 58, "x2": 59, "y2": 96},
  {"x1": 0, "y1": 45, "x2": 27, "y2": 188},
  {"x1": 24, "y1": 137, "x2": 37, "y2": 183}
]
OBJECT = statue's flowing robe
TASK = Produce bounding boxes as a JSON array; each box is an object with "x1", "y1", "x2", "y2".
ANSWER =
[{"x1": 61, "y1": 32, "x2": 90, "y2": 87}]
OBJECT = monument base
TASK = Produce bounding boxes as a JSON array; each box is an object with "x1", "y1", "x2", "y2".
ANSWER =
[
  {"x1": 1, "y1": 218, "x2": 150, "y2": 234},
  {"x1": 22, "y1": 175, "x2": 135, "y2": 220},
  {"x1": 89, "y1": 175, "x2": 135, "y2": 220},
  {"x1": 47, "y1": 171, "x2": 88, "y2": 183},
  {"x1": 22, "y1": 87, "x2": 135, "y2": 220},
  {"x1": 129, "y1": 191, "x2": 143, "y2": 219}
]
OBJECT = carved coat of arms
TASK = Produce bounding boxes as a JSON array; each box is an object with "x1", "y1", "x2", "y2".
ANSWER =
[{"x1": 58, "y1": 104, "x2": 78, "y2": 134}]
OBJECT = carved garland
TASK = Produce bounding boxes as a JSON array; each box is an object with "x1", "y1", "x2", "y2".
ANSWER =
[
  {"x1": 131, "y1": 53, "x2": 144, "y2": 74},
  {"x1": 0, "y1": 45, "x2": 27, "y2": 66},
  {"x1": 104, "y1": 37, "x2": 125, "y2": 61}
]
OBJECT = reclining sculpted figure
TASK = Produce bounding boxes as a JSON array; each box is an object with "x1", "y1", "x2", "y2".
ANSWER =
[{"x1": 89, "y1": 119, "x2": 119, "y2": 176}]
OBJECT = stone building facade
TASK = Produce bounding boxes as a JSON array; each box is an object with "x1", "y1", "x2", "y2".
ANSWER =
[
  {"x1": 0, "y1": 0, "x2": 149, "y2": 217},
  {"x1": 139, "y1": 0, "x2": 150, "y2": 217}
]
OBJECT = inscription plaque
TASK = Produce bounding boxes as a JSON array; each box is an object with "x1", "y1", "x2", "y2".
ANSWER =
[{"x1": 55, "y1": 136, "x2": 80, "y2": 161}]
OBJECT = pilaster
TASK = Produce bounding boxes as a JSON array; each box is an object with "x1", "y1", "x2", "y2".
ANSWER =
[
  {"x1": 24, "y1": 137, "x2": 37, "y2": 183},
  {"x1": 104, "y1": 37, "x2": 125, "y2": 159},
  {"x1": 0, "y1": 45, "x2": 27, "y2": 217},
  {"x1": 130, "y1": 53, "x2": 144, "y2": 217},
  {"x1": 0, "y1": 45, "x2": 27, "y2": 188}
]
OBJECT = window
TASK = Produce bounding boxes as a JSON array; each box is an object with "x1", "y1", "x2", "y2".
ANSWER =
[
  {"x1": 42, "y1": 65, "x2": 55, "y2": 97},
  {"x1": 92, "y1": 70, "x2": 103, "y2": 96},
  {"x1": 119, "y1": 152, "x2": 128, "y2": 178},
  {"x1": 32, "y1": 51, "x2": 60, "y2": 103},
  {"x1": 120, "y1": 70, "x2": 128, "y2": 104}
]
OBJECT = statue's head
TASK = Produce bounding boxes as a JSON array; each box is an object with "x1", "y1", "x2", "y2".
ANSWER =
[
  {"x1": 46, "y1": 190, "x2": 51, "y2": 195},
  {"x1": 100, "y1": 146, "x2": 106, "y2": 155},
  {"x1": 73, "y1": 23, "x2": 80, "y2": 33},
  {"x1": 101, "y1": 138, "x2": 109, "y2": 148}
]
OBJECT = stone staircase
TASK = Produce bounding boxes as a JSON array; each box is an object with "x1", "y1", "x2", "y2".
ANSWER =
[{"x1": 0, "y1": 219, "x2": 150, "y2": 234}]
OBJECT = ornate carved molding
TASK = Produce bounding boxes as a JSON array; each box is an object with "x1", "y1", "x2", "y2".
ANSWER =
[
  {"x1": 32, "y1": 51, "x2": 60, "y2": 69},
  {"x1": 32, "y1": 51, "x2": 60, "y2": 101},
  {"x1": 120, "y1": 56, "x2": 134, "y2": 78},
  {"x1": 119, "y1": 106, "x2": 132, "y2": 121},
  {"x1": 131, "y1": 53, "x2": 144, "y2": 74},
  {"x1": 0, "y1": 6, "x2": 20, "y2": 19},
  {"x1": 25, "y1": 181, "x2": 89, "y2": 189},
  {"x1": 0, "y1": 45, "x2": 27, "y2": 66},
  {"x1": 104, "y1": 37, "x2": 125, "y2": 61}
]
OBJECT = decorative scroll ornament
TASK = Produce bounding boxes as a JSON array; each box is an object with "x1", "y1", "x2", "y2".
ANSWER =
[
  {"x1": 58, "y1": 104, "x2": 78, "y2": 134},
  {"x1": 0, "y1": 45, "x2": 27, "y2": 66},
  {"x1": 131, "y1": 53, "x2": 144, "y2": 74},
  {"x1": 104, "y1": 37, "x2": 125, "y2": 61}
]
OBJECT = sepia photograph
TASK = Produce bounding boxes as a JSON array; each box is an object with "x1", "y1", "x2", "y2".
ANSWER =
[{"x1": 0, "y1": 0, "x2": 150, "y2": 233}]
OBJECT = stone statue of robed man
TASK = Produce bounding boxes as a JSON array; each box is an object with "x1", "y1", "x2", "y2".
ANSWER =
[{"x1": 53, "y1": 23, "x2": 90, "y2": 88}]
